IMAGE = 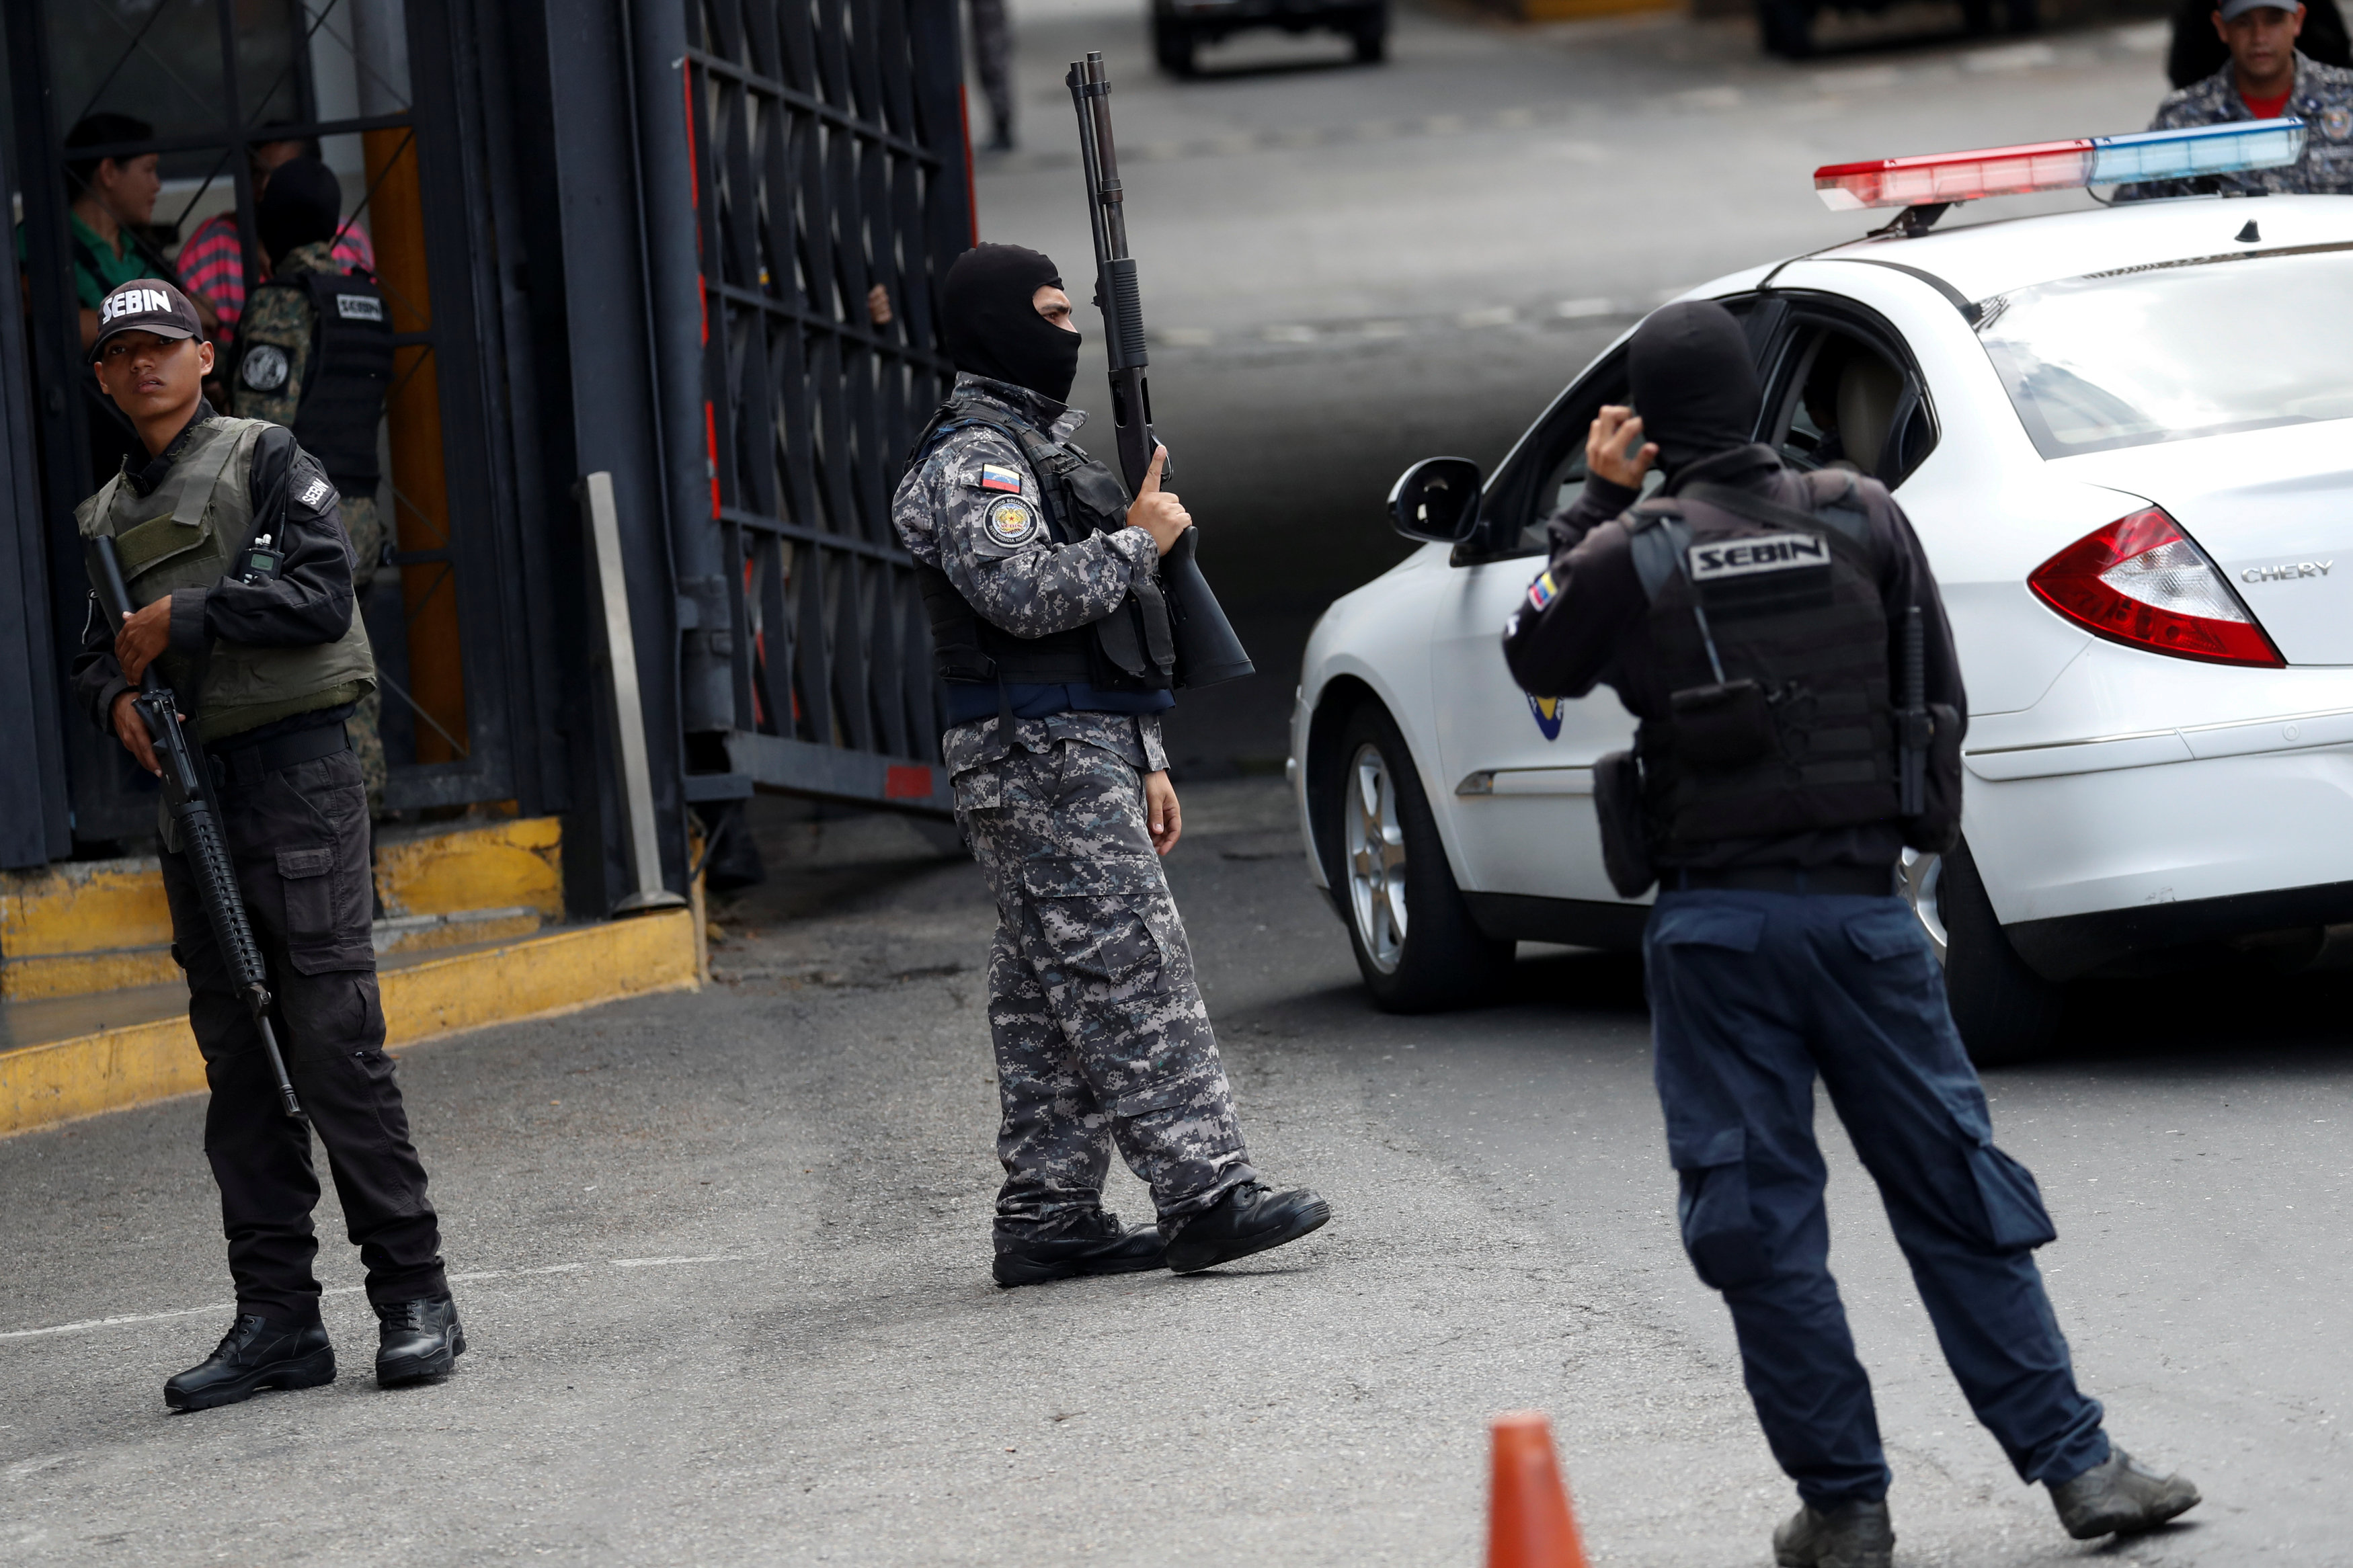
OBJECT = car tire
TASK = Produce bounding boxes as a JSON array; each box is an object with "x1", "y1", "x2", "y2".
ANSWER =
[
  {"x1": 1154, "y1": 18, "x2": 1197, "y2": 76},
  {"x1": 1351, "y1": 15, "x2": 1388, "y2": 63},
  {"x1": 1936, "y1": 838, "x2": 2064, "y2": 1067},
  {"x1": 1323, "y1": 702, "x2": 1515, "y2": 1012}
]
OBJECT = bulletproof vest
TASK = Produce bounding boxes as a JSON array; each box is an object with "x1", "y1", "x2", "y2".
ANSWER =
[
  {"x1": 75, "y1": 416, "x2": 376, "y2": 745},
  {"x1": 907, "y1": 397, "x2": 1176, "y2": 694},
  {"x1": 1626, "y1": 469, "x2": 1899, "y2": 851},
  {"x1": 247, "y1": 266, "x2": 393, "y2": 494}
]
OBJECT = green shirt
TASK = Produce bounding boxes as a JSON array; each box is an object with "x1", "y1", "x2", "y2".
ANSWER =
[{"x1": 13, "y1": 211, "x2": 151, "y2": 310}]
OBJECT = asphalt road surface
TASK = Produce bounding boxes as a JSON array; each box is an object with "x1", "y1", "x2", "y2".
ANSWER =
[
  {"x1": 4, "y1": 782, "x2": 2347, "y2": 1565},
  {"x1": 10, "y1": 5, "x2": 2350, "y2": 1566}
]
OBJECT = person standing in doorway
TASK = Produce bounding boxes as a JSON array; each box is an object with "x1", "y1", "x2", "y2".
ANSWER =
[{"x1": 231, "y1": 158, "x2": 395, "y2": 815}]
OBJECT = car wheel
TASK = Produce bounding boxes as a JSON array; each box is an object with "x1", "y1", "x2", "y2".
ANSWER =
[
  {"x1": 1153, "y1": 18, "x2": 1196, "y2": 75},
  {"x1": 1351, "y1": 15, "x2": 1388, "y2": 63},
  {"x1": 1931, "y1": 838, "x2": 2064, "y2": 1067},
  {"x1": 1324, "y1": 702, "x2": 1514, "y2": 1012}
]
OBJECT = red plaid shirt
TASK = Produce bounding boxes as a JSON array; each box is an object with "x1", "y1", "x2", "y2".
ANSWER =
[{"x1": 177, "y1": 213, "x2": 376, "y2": 339}]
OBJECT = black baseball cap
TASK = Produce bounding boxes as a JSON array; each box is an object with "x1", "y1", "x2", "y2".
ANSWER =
[{"x1": 90, "y1": 278, "x2": 202, "y2": 361}]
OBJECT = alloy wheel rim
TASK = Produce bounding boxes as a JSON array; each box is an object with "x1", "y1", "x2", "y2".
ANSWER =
[
  {"x1": 1901, "y1": 849, "x2": 1948, "y2": 965},
  {"x1": 1345, "y1": 741, "x2": 1408, "y2": 974}
]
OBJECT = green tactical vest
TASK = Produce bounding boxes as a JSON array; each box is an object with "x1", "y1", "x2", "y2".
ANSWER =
[{"x1": 75, "y1": 415, "x2": 374, "y2": 744}]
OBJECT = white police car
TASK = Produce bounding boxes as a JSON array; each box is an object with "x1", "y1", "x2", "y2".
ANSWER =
[{"x1": 1287, "y1": 121, "x2": 2353, "y2": 1061}]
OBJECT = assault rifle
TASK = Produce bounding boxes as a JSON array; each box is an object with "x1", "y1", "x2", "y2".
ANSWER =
[
  {"x1": 90, "y1": 535, "x2": 305, "y2": 1122},
  {"x1": 1065, "y1": 50, "x2": 1254, "y2": 688}
]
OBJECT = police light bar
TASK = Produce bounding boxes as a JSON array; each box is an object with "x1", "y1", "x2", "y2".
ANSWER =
[{"x1": 1812, "y1": 118, "x2": 2307, "y2": 210}]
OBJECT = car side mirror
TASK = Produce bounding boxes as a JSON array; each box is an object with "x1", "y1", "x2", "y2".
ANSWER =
[{"x1": 1388, "y1": 456, "x2": 1484, "y2": 544}]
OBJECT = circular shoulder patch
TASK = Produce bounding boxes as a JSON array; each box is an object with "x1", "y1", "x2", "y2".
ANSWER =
[
  {"x1": 240, "y1": 343, "x2": 290, "y2": 392},
  {"x1": 983, "y1": 496, "x2": 1041, "y2": 549},
  {"x1": 2325, "y1": 105, "x2": 2352, "y2": 141}
]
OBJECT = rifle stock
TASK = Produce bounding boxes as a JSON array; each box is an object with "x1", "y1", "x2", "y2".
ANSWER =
[
  {"x1": 1066, "y1": 50, "x2": 1254, "y2": 689},
  {"x1": 91, "y1": 536, "x2": 305, "y2": 1122}
]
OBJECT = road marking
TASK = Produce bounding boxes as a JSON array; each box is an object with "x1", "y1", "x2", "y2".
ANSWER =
[{"x1": 1, "y1": 1259, "x2": 744, "y2": 1342}]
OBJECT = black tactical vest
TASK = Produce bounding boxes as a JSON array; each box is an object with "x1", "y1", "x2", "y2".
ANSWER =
[
  {"x1": 908, "y1": 397, "x2": 1176, "y2": 694},
  {"x1": 248, "y1": 267, "x2": 393, "y2": 495},
  {"x1": 1628, "y1": 469, "x2": 1901, "y2": 852}
]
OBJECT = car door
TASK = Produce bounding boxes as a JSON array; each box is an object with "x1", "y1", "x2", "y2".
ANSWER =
[{"x1": 1427, "y1": 297, "x2": 1785, "y2": 903}]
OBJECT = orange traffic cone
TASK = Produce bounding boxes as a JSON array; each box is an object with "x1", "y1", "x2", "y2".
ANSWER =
[{"x1": 1486, "y1": 1411, "x2": 1590, "y2": 1568}]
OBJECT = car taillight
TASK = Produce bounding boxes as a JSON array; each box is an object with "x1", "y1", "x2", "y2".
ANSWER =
[{"x1": 2028, "y1": 507, "x2": 2282, "y2": 668}]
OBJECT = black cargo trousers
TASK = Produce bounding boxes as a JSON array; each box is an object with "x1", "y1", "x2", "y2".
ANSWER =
[{"x1": 159, "y1": 740, "x2": 446, "y2": 1323}]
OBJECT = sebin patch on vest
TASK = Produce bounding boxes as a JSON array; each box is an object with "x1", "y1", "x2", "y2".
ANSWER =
[
  {"x1": 1686, "y1": 534, "x2": 1828, "y2": 582},
  {"x1": 241, "y1": 343, "x2": 290, "y2": 392},
  {"x1": 1688, "y1": 532, "x2": 1835, "y2": 618},
  {"x1": 334, "y1": 292, "x2": 385, "y2": 322}
]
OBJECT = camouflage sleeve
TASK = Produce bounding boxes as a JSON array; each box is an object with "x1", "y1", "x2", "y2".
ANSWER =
[
  {"x1": 229, "y1": 284, "x2": 312, "y2": 427},
  {"x1": 918, "y1": 426, "x2": 1156, "y2": 638}
]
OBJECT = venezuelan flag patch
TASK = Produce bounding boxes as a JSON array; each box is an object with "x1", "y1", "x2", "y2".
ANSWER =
[
  {"x1": 1526, "y1": 570, "x2": 1558, "y2": 611},
  {"x1": 977, "y1": 463, "x2": 1023, "y2": 493}
]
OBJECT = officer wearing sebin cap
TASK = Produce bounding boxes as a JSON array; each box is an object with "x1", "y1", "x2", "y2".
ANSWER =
[
  {"x1": 1501, "y1": 301, "x2": 2200, "y2": 1565},
  {"x1": 2122, "y1": 0, "x2": 2353, "y2": 196},
  {"x1": 71, "y1": 278, "x2": 464, "y2": 1410},
  {"x1": 891, "y1": 243, "x2": 1330, "y2": 1288}
]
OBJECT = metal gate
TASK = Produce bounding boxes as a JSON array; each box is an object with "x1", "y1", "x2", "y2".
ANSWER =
[
  {"x1": 682, "y1": 0, "x2": 972, "y2": 815},
  {"x1": 2, "y1": 0, "x2": 547, "y2": 853}
]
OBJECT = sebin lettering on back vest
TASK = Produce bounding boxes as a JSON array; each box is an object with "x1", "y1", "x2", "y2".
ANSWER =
[{"x1": 1626, "y1": 470, "x2": 1903, "y2": 853}]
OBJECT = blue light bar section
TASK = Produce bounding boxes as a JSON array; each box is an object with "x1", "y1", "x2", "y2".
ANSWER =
[{"x1": 2088, "y1": 118, "x2": 2305, "y2": 184}]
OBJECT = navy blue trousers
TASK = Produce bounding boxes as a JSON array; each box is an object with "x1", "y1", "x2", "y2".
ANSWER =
[{"x1": 1644, "y1": 888, "x2": 2110, "y2": 1508}]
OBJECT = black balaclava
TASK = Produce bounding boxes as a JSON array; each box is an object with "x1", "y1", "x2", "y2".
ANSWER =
[
  {"x1": 256, "y1": 157, "x2": 343, "y2": 266},
  {"x1": 1626, "y1": 299, "x2": 1763, "y2": 478},
  {"x1": 942, "y1": 243, "x2": 1080, "y2": 405}
]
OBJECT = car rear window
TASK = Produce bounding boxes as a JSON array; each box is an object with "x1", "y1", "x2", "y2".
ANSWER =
[{"x1": 1975, "y1": 246, "x2": 2353, "y2": 458}]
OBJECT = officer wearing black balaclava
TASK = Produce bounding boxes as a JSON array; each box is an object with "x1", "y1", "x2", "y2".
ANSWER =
[
  {"x1": 889, "y1": 243, "x2": 1330, "y2": 1290},
  {"x1": 1501, "y1": 301, "x2": 2200, "y2": 1564}
]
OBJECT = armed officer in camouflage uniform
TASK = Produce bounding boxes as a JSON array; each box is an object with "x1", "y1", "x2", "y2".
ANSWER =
[
  {"x1": 1501, "y1": 302, "x2": 2199, "y2": 1566},
  {"x1": 231, "y1": 158, "x2": 395, "y2": 814},
  {"x1": 2122, "y1": 0, "x2": 2353, "y2": 198},
  {"x1": 71, "y1": 280, "x2": 463, "y2": 1410},
  {"x1": 893, "y1": 243, "x2": 1329, "y2": 1288}
]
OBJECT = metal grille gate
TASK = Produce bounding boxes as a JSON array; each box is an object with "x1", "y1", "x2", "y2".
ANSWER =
[
  {"x1": 2, "y1": 0, "x2": 536, "y2": 852},
  {"x1": 682, "y1": 0, "x2": 971, "y2": 815}
]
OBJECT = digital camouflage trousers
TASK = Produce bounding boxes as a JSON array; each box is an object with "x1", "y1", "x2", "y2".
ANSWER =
[{"x1": 956, "y1": 739, "x2": 1256, "y2": 1246}]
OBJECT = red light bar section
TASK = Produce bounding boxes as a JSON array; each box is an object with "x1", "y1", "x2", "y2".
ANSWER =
[{"x1": 1814, "y1": 138, "x2": 2094, "y2": 211}]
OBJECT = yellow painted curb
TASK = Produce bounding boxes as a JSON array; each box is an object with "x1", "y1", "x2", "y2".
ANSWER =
[
  {"x1": 0, "y1": 909, "x2": 699, "y2": 1138},
  {"x1": 375, "y1": 815, "x2": 564, "y2": 921},
  {"x1": 3, "y1": 946, "x2": 184, "y2": 1001}
]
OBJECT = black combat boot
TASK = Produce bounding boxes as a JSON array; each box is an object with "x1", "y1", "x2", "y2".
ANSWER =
[
  {"x1": 1162, "y1": 1181, "x2": 1331, "y2": 1274},
  {"x1": 163, "y1": 1314, "x2": 335, "y2": 1413},
  {"x1": 374, "y1": 1296, "x2": 466, "y2": 1387},
  {"x1": 2050, "y1": 1446, "x2": 2200, "y2": 1538},
  {"x1": 1772, "y1": 1499, "x2": 1895, "y2": 1568},
  {"x1": 993, "y1": 1212, "x2": 1166, "y2": 1288}
]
